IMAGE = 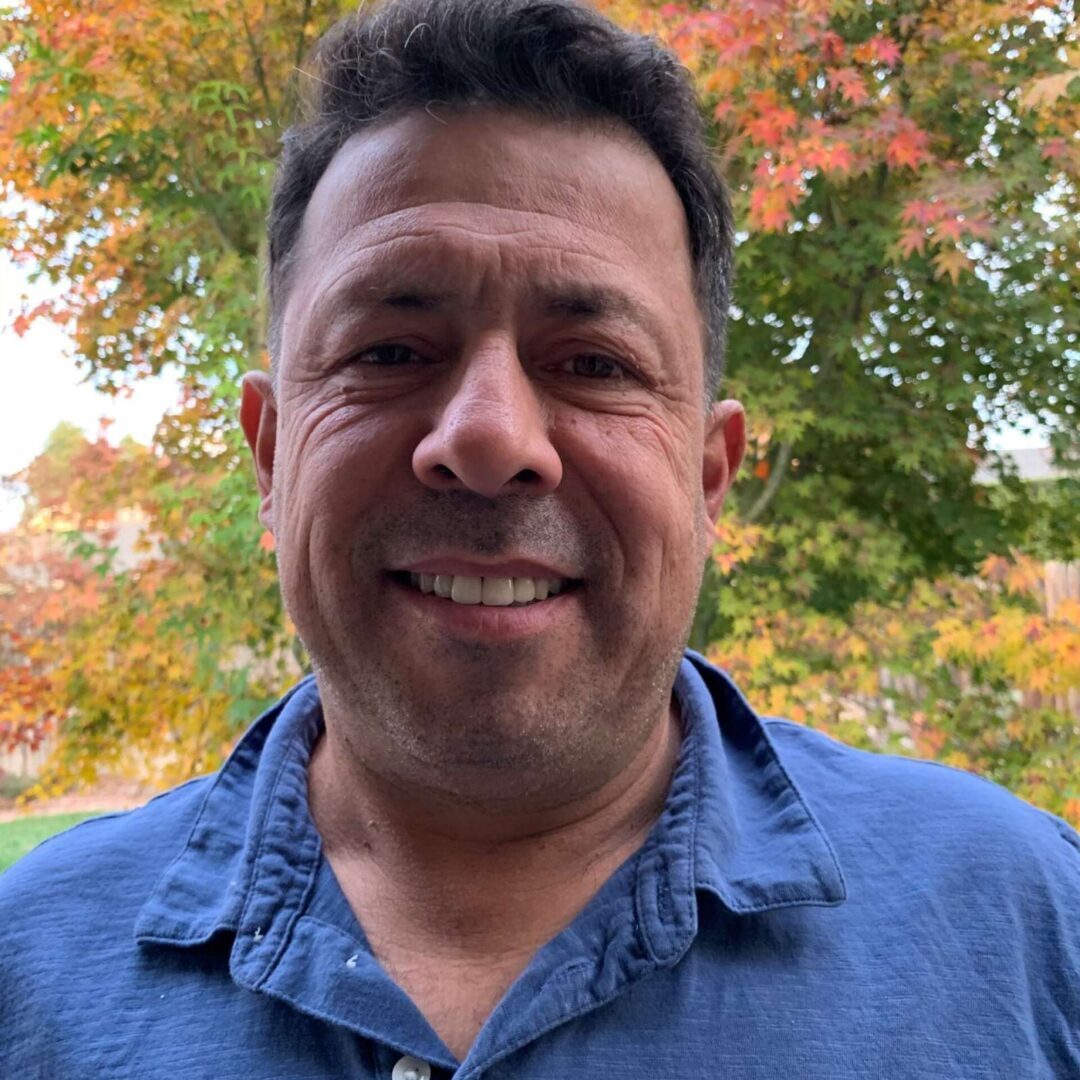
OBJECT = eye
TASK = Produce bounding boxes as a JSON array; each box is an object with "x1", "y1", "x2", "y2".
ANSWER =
[
  {"x1": 566, "y1": 354, "x2": 629, "y2": 380},
  {"x1": 350, "y1": 343, "x2": 427, "y2": 366}
]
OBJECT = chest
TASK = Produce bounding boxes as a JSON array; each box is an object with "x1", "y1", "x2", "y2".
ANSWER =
[{"x1": 375, "y1": 948, "x2": 528, "y2": 1062}]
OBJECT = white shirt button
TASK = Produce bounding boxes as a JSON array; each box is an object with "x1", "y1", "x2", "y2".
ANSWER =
[{"x1": 392, "y1": 1056, "x2": 432, "y2": 1080}]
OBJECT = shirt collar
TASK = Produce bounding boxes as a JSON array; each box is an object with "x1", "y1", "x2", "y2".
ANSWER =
[
  {"x1": 134, "y1": 676, "x2": 324, "y2": 949},
  {"x1": 680, "y1": 651, "x2": 846, "y2": 914},
  {"x1": 135, "y1": 653, "x2": 846, "y2": 953}
]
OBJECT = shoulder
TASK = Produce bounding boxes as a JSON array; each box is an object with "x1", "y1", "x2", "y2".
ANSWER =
[
  {"x1": 764, "y1": 716, "x2": 1080, "y2": 901},
  {"x1": 0, "y1": 775, "x2": 211, "y2": 924}
]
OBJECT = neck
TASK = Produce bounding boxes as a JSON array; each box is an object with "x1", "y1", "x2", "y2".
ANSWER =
[{"x1": 308, "y1": 698, "x2": 683, "y2": 959}]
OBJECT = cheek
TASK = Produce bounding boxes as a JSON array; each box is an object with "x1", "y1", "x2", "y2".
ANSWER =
[
  {"x1": 273, "y1": 400, "x2": 413, "y2": 550},
  {"x1": 562, "y1": 409, "x2": 704, "y2": 572}
]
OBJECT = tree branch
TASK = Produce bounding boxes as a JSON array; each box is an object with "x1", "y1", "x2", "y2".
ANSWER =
[
  {"x1": 744, "y1": 439, "x2": 793, "y2": 523},
  {"x1": 293, "y1": 0, "x2": 312, "y2": 74},
  {"x1": 240, "y1": 5, "x2": 278, "y2": 127}
]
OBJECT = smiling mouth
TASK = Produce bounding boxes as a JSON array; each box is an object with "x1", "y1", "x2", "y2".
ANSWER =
[{"x1": 391, "y1": 571, "x2": 575, "y2": 607}]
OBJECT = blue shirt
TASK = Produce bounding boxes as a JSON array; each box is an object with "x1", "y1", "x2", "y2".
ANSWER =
[{"x1": 2, "y1": 653, "x2": 1078, "y2": 1078}]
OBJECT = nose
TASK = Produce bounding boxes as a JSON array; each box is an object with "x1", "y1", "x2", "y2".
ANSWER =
[{"x1": 412, "y1": 338, "x2": 563, "y2": 497}]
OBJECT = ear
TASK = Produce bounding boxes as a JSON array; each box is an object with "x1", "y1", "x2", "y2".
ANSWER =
[
  {"x1": 240, "y1": 371, "x2": 278, "y2": 532},
  {"x1": 701, "y1": 398, "x2": 746, "y2": 556}
]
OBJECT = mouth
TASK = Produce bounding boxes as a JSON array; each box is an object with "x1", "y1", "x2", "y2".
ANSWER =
[{"x1": 389, "y1": 570, "x2": 577, "y2": 607}]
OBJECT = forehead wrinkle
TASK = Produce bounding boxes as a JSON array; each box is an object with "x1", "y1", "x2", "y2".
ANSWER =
[
  {"x1": 294, "y1": 211, "x2": 668, "y2": 334},
  {"x1": 299, "y1": 200, "x2": 650, "y2": 275}
]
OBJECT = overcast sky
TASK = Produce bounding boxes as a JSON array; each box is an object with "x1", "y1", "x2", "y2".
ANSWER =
[{"x1": 0, "y1": 254, "x2": 180, "y2": 530}]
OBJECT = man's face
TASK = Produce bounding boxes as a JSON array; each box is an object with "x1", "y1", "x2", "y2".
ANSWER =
[{"x1": 242, "y1": 108, "x2": 744, "y2": 802}]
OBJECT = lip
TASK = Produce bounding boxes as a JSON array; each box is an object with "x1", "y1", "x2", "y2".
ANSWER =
[
  {"x1": 388, "y1": 574, "x2": 579, "y2": 643},
  {"x1": 393, "y1": 555, "x2": 576, "y2": 580}
]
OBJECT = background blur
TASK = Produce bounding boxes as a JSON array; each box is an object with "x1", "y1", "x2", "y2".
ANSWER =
[{"x1": 0, "y1": 0, "x2": 1077, "y2": 828}]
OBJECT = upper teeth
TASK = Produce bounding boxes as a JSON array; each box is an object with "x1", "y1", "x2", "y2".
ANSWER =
[{"x1": 409, "y1": 573, "x2": 565, "y2": 606}]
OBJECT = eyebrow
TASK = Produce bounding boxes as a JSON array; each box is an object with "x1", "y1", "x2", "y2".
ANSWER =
[
  {"x1": 536, "y1": 285, "x2": 648, "y2": 326},
  {"x1": 316, "y1": 277, "x2": 660, "y2": 342}
]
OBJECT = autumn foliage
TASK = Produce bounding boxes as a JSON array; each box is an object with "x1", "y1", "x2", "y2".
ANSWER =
[
  {"x1": 1, "y1": 0, "x2": 1078, "y2": 819},
  {"x1": 0, "y1": 423, "x2": 296, "y2": 794},
  {"x1": 709, "y1": 519, "x2": 1080, "y2": 824}
]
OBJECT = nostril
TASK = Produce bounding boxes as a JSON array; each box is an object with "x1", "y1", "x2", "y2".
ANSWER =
[
  {"x1": 434, "y1": 464, "x2": 456, "y2": 479},
  {"x1": 515, "y1": 468, "x2": 541, "y2": 484}
]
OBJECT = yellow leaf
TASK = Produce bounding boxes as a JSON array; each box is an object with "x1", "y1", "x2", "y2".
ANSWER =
[{"x1": 1021, "y1": 69, "x2": 1080, "y2": 111}]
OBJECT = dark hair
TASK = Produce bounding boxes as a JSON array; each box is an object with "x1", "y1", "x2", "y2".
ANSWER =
[{"x1": 268, "y1": 0, "x2": 733, "y2": 399}]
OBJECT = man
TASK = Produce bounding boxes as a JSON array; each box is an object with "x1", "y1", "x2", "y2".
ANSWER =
[{"x1": 2, "y1": 0, "x2": 1078, "y2": 1076}]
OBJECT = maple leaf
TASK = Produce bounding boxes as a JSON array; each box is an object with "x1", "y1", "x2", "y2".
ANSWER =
[
  {"x1": 828, "y1": 66, "x2": 869, "y2": 106},
  {"x1": 897, "y1": 226, "x2": 927, "y2": 258},
  {"x1": 901, "y1": 199, "x2": 937, "y2": 226},
  {"x1": 932, "y1": 246, "x2": 971, "y2": 285},
  {"x1": 887, "y1": 124, "x2": 931, "y2": 169},
  {"x1": 744, "y1": 103, "x2": 799, "y2": 147},
  {"x1": 870, "y1": 35, "x2": 902, "y2": 68},
  {"x1": 1021, "y1": 70, "x2": 1080, "y2": 112},
  {"x1": 962, "y1": 215, "x2": 993, "y2": 240},
  {"x1": 816, "y1": 141, "x2": 855, "y2": 176},
  {"x1": 773, "y1": 160, "x2": 802, "y2": 186},
  {"x1": 1041, "y1": 137, "x2": 1069, "y2": 161},
  {"x1": 818, "y1": 30, "x2": 844, "y2": 63},
  {"x1": 934, "y1": 217, "x2": 963, "y2": 243},
  {"x1": 753, "y1": 156, "x2": 775, "y2": 181},
  {"x1": 712, "y1": 100, "x2": 736, "y2": 124},
  {"x1": 749, "y1": 186, "x2": 794, "y2": 231}
]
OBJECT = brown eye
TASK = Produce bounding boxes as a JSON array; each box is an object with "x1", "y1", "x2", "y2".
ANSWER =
[
  {"x1": 353, "y1": 344, "x2": 425, "y2": 365},
  {"x1": 570, "y1": 354, "x2": 626, "y2": 379}
]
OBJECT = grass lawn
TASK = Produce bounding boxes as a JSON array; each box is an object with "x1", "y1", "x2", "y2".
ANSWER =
[{"x1": 0, "y1": 812, "x2": 104, "y2": 873}]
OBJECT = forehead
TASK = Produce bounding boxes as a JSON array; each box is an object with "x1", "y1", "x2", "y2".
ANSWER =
[{"x1": 283, "y1": 107, "x2": 699, "y2": 348}]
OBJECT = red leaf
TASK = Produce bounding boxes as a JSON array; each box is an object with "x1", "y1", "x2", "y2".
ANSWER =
[
  {"x1": 887, "y1": 124, "x2": 931, "y2": 169},
  {"x1": 818, "y1": 31, "x2": 845, "y2": 63},
  {"x1": 870, "y1": 35, "x2": 903, "y2": 68},
  {"x1": 901, "y1": 199, "x2": 937, "y2": 226},
  {"x1": 1041, "y1": 137, "x2": 1068, "y2": 161},
  {"x1": 745, "y1": 103, "x2": 799, "y2": 147},
  {"x1": 750, "y1": 187, "x2": 793, "y2": 231},
  {"x1": 934, "y1": 218, "x2": 963, "y2": 243},
  {"x1": 828, "y1": 67, "x2": 870, "y2": 106}
]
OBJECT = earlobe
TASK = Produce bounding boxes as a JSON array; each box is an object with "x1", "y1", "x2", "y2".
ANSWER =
[
  {"x1": 702, "y1": 399, "x2": 746, "y2": 526},
  {"x1": 240, "y1": 371, "x2": 278, "y2": 531}
]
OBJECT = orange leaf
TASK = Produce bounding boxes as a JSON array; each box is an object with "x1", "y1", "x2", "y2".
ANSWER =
[
  {"x1": 932, "y1": 247, "x2": 971, "y2": 285},
  {"x1": 886, "y1": 125, "x2": 931, "y2": 170},
  {"x1": 897, "y1": 226, "x2": 927, "y2": 258}
]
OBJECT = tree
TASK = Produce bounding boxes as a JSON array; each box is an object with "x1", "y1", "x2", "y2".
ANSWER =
[
  {"x1": 1, "y1": 0, "x2": 1077, "y2": 807},
  {"x1": 0, "y1": 423, "x2": 296, "y2": 791},
  {"x1": 598, "y1": 0, "x2": 1079, "y2": 621},
  {"x1": 707, "y1": 534, "x2": 1080, "y2": 825},
  {"x1": 0, "y1": 1, "x2": 340, "y2": 788}
]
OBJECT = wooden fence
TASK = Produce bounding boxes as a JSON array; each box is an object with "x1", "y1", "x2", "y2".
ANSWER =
[{"x1": 1026, "y1": 559, "x2": 1080, "y2": 720}]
